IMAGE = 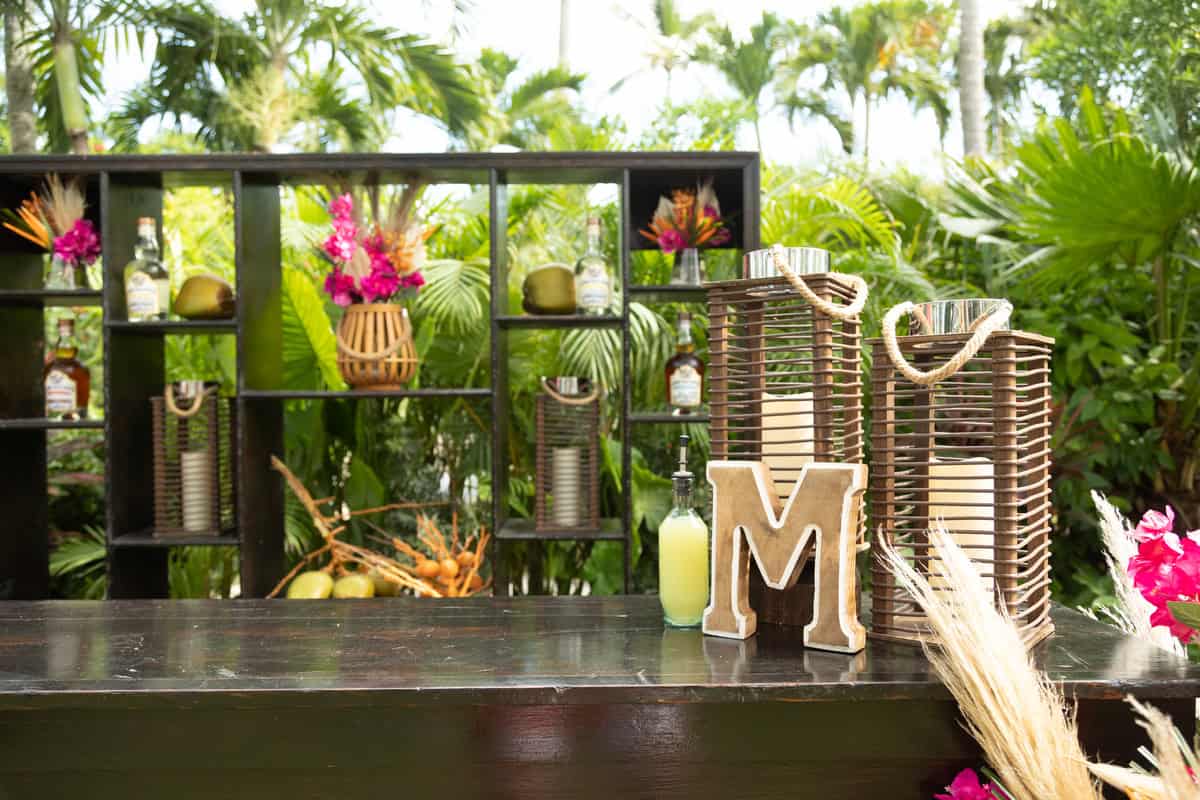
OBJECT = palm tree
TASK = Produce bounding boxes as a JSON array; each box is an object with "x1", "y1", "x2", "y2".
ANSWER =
[
  {"x1": 1, "y1": 0, "x2": 128, "y2": 153},
  {"x1": 982, "y1": 17, "x2": 1029, "y2": 155},
  {"x1": 795, "y1": 1, "x2": 952, "y2": 161},
  {"x1": 4, "y1": 0, "x2": 36, "y2": 152},
  {"x1": 613, "y1": 0, "x2": 715, "y2": 95},
  {"x1": 112, "y1": 0, "x2": 482, "y2": 152},
  {"x1": 959, "y1": 0, "x2": 986, "y2": 157},
  {"x1": 694, "y1": 12, "x2": 852, "y2": 154},
  {"x1": 461, "y1": 49, "x2": 584, "y2": 151}
]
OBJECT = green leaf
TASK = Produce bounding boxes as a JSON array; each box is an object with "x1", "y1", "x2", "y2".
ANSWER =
[
  {"x1": 281, "y1": 269, "x2": 345, "y2": 391},
  {"x1": 1168, "y1": 601, "x2": 1200, "y2": 632}
]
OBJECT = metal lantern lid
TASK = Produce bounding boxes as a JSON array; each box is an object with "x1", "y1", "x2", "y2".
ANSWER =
[
  {"x1": 909, "y1": 298, "x2": 1010, "y2": 335},
  {"x1": 745, "y1": 246, "x2": 831, "y2": 280}
]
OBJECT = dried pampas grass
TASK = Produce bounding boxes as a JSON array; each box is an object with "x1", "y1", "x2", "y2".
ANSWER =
[
  {"x1": 1088, "y1": 698, "x2": 1200, "y2": 800},
  {"x1": 879, "y1": 530, "x2": 1102, "y2": 800},
  {"x1": 1091, "y1": 491, "x2": 1185, "y2": 657}
]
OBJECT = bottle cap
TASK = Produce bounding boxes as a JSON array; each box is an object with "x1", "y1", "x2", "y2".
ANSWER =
[
  {"x1": 57, "y1": 316, "x2": 74, "y2": 332},
  {"x1": 672, "y1": 434, "x2": 692, "y2": 480},
  {"x1": 678, "y1": 311, "x2": 691, "y2": 323},
  {"x1": 137, "y1": 217, "x2": 155, "y2": 226}
]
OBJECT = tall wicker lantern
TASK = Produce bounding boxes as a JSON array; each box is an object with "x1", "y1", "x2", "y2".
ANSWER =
[
  {"x1": 151, "y1": 381, "x2": 237, "y2": 537},
  {"x1": 706, "y1": 245, "x2": 868, "y2": 625},
  {"x1": 535, "y1": 376, "x2": 601, "y2": 532},
  {"x1": 869, "y1": 299, "x2": 1054, "y2": 647}
]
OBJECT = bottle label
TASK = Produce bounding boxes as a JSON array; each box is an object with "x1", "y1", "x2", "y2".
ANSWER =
[
  {"x1": 127, "y1": 271, "x2": 160, "y2": 317},
  {"x1": 577, "y1": 266, "x2": 611, "y2": 311},
  {"x1": 45, "y1": 369, "x2": 77, "y2": 415},
  {"x1": 670, "y1": 365, "x2": 702, "y2": 408}
]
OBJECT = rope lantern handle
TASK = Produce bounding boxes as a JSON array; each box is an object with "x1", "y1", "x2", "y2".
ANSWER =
[
  {"x1": 881, "y1": 299, "x2": 1013, "y2": 386},
  {"x1": 335, "y1": 311, "x2": 412, "y2": 362},
  {"x1": 540, "y1": 378, "x2": 601, "y2": 406},
  {"x1": 769, "y1": 243, "x2": 868, "y2": 321},
  {"x1": 164, "y1": 384, "x2": 218, "y2": 418}
]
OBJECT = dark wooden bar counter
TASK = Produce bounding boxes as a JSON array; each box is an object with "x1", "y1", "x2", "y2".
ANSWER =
[{"x1": 1, "y1": 597, "x2": 1197, "y2": 799}]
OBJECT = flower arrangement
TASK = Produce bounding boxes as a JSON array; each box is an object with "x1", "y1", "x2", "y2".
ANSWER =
[
  {"x1": 319, "y1": 186, "x2": 429, "y2": 307},
  {"x1": 934, "y1": 768, "x2": 1010, "y2": 800},
  {"x1": 1123, "y1": 505, "x2": 1200, "y2": 643},
  {"x1": 638, "y1": 179, "x2": 730, "y2": 254},
  {"x1": 2, "y1": 175, "x2": 101, "y2": 268}
]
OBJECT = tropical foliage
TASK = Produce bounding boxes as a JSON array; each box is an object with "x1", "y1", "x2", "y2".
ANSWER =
[{"x1": 10, "y1": 0, "x2": 1198, "y2": 610}]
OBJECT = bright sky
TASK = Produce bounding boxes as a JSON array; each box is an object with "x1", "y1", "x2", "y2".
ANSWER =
[{"x1": 103, "y1": 0, "x2": 1028, "y2": 173}]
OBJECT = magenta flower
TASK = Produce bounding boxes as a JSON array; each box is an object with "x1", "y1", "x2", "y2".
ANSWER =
[
  {"x1": 934, "y1": 769, "x2": 1000, "y2": 800},
  {"x1": 1135, "y1": 506, "x2": 1176, "y2": 541},
  {"x1": 360, "y1": 265, "x2": 400, "y2": 303},
  {"x1": 657, "y1": 228, "x2": 687, "y2": 254},
  {"x1": 323, "y1": 268, "x2": 357, "y2": 307},
  {"x1": 702, "y1": 205, "x2": 720, "y2": 219},
  {"x1": 53, "y1": 218, "x2": 101, "y2": 266},
  {"x1": 329, "y1": 193, "x2": 354, "y2": 221},
  {"x1": 400, "y1": 271, "x2": 425, "y2": 290}
]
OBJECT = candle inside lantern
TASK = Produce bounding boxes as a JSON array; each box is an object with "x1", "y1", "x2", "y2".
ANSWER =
[
  {"x1": 551, "y1": 446, "x2": 582, "y2": 528},
  {"x1": 761, "y1": 391, "x2": 814, "y2": 500},
  {"x1": 180, "y1": 449, "x2": 214, "y2": 533},
  {"x1": 928, "y1": 457, "x2": 995, "y2": 592}
]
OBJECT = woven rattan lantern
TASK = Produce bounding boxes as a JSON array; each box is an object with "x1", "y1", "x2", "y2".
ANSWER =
[
  {"x1": 706, "y1": 245, "x2": 868, "y2": 625},
  {"x1": 535, "y1": 377, "x2": 601, "y2": 532},
  {"x1": 151, "y1": 381, "x2": 236, "y2": 537},
  {"x1": 869, "y1": 298, "x2": 1054, "y2": 647}
]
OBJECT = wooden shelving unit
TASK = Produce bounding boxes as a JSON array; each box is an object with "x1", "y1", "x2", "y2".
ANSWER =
[{"x1": 0, "y1": 152, "x2": 758, "y2": 599}]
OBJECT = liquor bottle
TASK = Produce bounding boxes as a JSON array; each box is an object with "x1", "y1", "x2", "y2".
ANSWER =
[
  {"x1": 665, "y1": 311, "x2": 704, "y2": 414},
  {"x1": 124, "y1": 217, "x2": 169, "y2": 321},
  {"x1": 574, "y1": 217, "x2": 612, "y2": 315},
  {"x1": 658, "y1": 434, "x2": 708, "y2": 627},
  {"x1": 43, "y1": 317, "x2": 90, "y2": 420}
]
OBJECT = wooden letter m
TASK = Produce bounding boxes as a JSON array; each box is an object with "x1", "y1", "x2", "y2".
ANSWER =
[{"x1": 701, "y1": 461, "x2": 867, "y2": 653}]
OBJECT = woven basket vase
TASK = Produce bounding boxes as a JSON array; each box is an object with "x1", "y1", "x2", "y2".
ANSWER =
[{"x1": 335, "y1": 303, "x2": 418, "y2": 390}]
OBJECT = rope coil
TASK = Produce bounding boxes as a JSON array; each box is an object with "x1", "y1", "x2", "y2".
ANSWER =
[
  {"x1": 541, "y1": 378, "x2": 600, "y2": 405},
  {"x1": 164, "y1": 384, "x2": 217, "y2": 418},
  {"x1": 881, "y1": 299, "x2": 1013, "y2": 385},
  {"x1": 769, "y1": 243, "x2": 868, "y2": 320}
]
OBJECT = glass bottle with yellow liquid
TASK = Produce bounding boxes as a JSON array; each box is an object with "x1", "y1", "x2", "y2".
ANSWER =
[{"x1": 658, "y1": 434, "x2": 709, "y2": 627}]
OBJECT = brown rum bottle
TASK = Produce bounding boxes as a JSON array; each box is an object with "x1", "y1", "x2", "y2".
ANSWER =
[
  {"x1": 665, "y1": 312, "x2": 704, "y2": 414},
  {"x1": 43, "y1": 317, "x2": 90, "y2": 420}
]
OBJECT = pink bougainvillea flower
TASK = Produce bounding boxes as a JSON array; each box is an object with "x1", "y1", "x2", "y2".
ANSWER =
[
  {"x1": 328, "y1": 193, "x2": 354, "y2": 220},
  {"x1": 709, "y1": 226, "x2": 732, "y2": 246},
  {"x1": 323, "y1": 233, "x2": 356, "y2": 264},
  {"x1": 323, "y1": 268, "x2": 356, "y2": 307},
  {"x1": 934, "y1": 769, "x2": 999, "y2": 800},
  {"x1": 657, "y1": 228, "x2": 687, "y2": 254},
  {"x1": 360, "y1": 265, "x2": 400, "y2": 303},
  {"x1": 399, "y1": 270, "x2": 425, "y2": 290},
  {"x1": 53, "y1": 218, "x2": 101, "y2": 265},
  {"x1": 1134, "y1": 506, "x2": 1175, "y2": 541}
]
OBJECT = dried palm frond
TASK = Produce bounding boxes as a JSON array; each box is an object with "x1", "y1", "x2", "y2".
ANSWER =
[
  {"x1": 878, "y1": 530, "x2": 1102, "y2": 800},
  {"x1": 41, "y1": 174, "x2": 85, "y2": 236}
]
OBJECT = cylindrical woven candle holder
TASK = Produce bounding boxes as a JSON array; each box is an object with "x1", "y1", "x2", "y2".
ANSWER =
[
  {"x1": 151, "y1": 381, "x2": 237, "y2": 537},
  {"x1": 535, "y1": 377, "x2": 601, "y2": 532},
  {"x1": 869, "y1": 298, "x2": 1054, "y2": 647},
  {"x1": 707, "y1": 245, "x2": 868, "y2": 626}
]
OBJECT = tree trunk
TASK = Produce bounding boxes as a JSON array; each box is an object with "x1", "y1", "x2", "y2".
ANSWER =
[
  {"x1": 4, "y1": 3, "x2": 37, "y2": 153},
  {"x1": 958, "y1": 0, "x2": 987, "y2": 158},
  {"x1": 862, "y1": 90, "x2": 872, "y2": 163},
  {"x1": 53, "y1": 26, "x2": 89, "y2": 154},
  {"x1": 558, "y1": 0, "x2": 570, "y2": 68}
]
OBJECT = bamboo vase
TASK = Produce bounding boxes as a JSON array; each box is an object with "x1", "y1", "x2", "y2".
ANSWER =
[{"x1": 335, "y1": 303, "x2": 418, "y2": 390}]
